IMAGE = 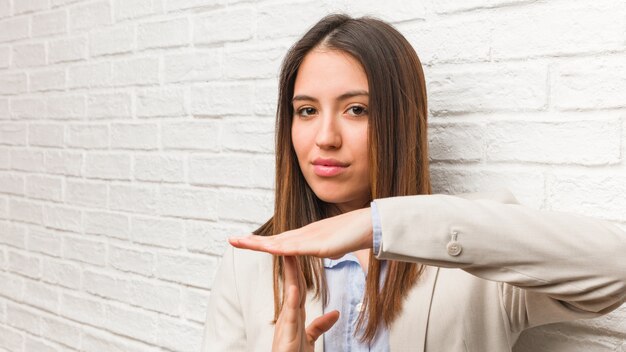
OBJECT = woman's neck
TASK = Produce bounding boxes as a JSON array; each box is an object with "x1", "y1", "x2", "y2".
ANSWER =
[{"x1": 324, "y1": 202, "x2": 372, "y2": 273}]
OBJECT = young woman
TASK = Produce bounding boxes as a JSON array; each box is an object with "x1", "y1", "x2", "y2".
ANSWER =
[{"x1": 202, "y1": 14, "x2": 626, "y2": 352}]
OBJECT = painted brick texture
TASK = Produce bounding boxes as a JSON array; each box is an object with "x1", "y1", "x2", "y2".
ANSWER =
[{"x1": 0, "y1": 0, "x2": 624, "y2": 351}]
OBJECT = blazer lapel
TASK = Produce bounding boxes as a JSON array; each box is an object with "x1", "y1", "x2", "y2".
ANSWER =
[{"x1": 390, "y1": 265, "x2": 440, "y2": 351}]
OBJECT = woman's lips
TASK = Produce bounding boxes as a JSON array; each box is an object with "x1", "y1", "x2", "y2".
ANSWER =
[
  {"x1": 311, "y1": 158, "x2": 349, "y2": 177},
  {"x1": 313, "y1": 164, "x2": 347, "y2": 177}
]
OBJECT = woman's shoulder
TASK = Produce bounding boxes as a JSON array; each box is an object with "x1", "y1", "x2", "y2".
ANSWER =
[
  {"x1": 219, "y1": 245, "x2": 274, "y2": 280},
  {"x1": 215, "y1": 246, "x2": 275, "y2": 312}
]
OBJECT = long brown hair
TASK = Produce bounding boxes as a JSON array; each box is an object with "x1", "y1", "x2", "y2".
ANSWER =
[{"x1": 253, "y1": 13, "x2": 431, "y2": 343}]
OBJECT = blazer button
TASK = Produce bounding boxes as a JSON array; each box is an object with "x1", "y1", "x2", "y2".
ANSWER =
[{"x1": 446, "y1": 241, "x2": 462, "y2": 256}]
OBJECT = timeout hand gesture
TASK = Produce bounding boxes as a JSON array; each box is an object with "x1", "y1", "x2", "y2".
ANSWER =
[
  {"x1": 230, "y1": 207, "x2": 373, "y2": 351},
  {"x1": 229, "y1": 207, "x2": 373, "y2": 259}
]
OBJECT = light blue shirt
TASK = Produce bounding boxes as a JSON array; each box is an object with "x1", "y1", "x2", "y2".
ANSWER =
[{"x1": 322, "y1": 201, "x2": 388, "y2": 351}]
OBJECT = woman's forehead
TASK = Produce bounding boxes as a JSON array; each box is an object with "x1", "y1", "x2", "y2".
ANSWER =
[{"x1": 293, "y1": 49, "x2": 368, "y2": 100}]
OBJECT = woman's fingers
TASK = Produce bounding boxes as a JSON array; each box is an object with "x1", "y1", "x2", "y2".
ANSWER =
[
  {"x1": 296, "y1": 260, "x2": 307, "y2": 309},
  {"x1": 306, "y1": 310, "x2": 340, "y2": 344},
  {"x1": 282, "y1": 256, "x2": 298, "y2": 299},
  {"x1": 229, "y1": 234, "x2": 286, "y2": 253},
  {"x1": 229, "y1": 232, "x2": 307, "y2": 256},
  {"x1": 283, "y1": 256, "x2": 307, "y2": 309},
  {"x1": 272, "y1": 257, "x2": 306, "y2": 352},
  {"x1": 229, "y1": 207, "x2": 374, "y2": 259},
  {"x1": 228, "y1": 234, "x2": 273, "y2": 251},
  {"x1": 275, "y1": 257, "x2": 338, "y2": 350},
  {"x1": 283, "y1": 284, "x2": 300, "y2": 324},
  {"x1": 271, "y1": 284, "x2": 302, "y2": 352}
]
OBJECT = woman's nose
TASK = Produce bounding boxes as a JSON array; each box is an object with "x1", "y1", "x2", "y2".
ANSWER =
[{"x1": 315, "y1": 112, "x2": 342, "y2": 150}]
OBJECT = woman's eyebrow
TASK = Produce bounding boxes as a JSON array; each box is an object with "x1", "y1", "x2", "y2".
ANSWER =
[{"x1": 292, "y1": 90, "x2": 369, "y2": 103}]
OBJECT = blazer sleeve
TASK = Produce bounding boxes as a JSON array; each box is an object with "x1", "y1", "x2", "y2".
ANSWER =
[
  {"x1": 201, "y1": 246, "x2": 247, "y2": 352},
  {"x1": 373, "y1": 188, "x2": 626, "y2": 332}
]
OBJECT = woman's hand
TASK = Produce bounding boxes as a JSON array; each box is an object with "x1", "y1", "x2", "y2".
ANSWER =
[
  {"x1": 229, "y1": 207, "x2": 373, "y2": 259},
  {"x1": 273, "y1": 256, "x2": 340, "y2": 352}
]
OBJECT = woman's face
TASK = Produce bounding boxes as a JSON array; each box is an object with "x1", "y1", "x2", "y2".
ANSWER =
[{"x1": 291, "y1": 48, "x2": 371, "y2": 213}]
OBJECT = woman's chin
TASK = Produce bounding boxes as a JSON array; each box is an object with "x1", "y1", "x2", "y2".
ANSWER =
[
  {"x1": 314, "y1": 193, "x2": 367, "y2": 212},
  {"x1": 313, "y1": 191, "x2": 348, "y2": 204}
]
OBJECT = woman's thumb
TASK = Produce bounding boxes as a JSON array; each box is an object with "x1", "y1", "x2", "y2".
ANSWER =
[{"x1": 305, "y1": 310, "x2": 340, "y2": 343}]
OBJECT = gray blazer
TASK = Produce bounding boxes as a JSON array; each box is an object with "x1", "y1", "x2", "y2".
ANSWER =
[{"x1": 202, "y1": 189, "x2": 626, "y2": 351}]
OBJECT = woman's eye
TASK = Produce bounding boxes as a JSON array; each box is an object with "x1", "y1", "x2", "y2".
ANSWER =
[
  {"x1": 297, "y1": 107, "x2": 317, "y2": 117},
  {"x1": 347, "y1": 105, "x2": 368, "y2": 116}
]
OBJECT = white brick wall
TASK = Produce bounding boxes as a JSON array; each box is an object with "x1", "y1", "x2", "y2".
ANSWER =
[{"x1": 0, "y1": 0, "x2": 624, "y2": 351}]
